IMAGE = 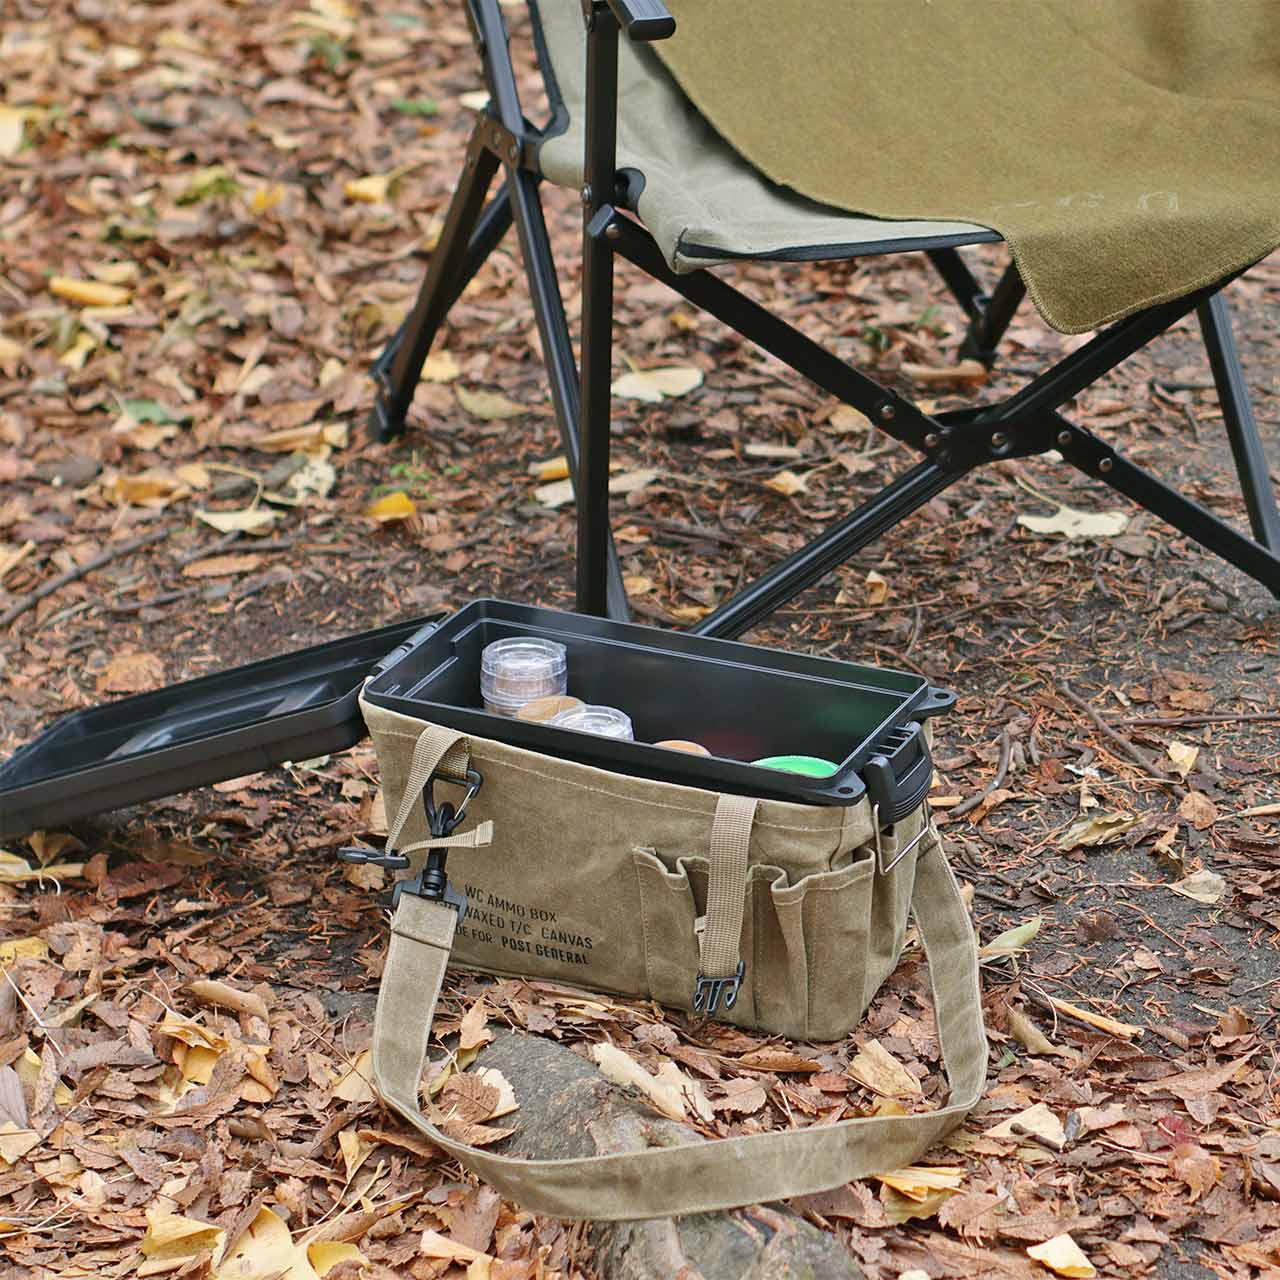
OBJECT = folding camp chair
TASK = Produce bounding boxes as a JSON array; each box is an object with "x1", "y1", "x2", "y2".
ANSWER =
[{"x1": 368, "y1": 0, "x2": 1280, "y2": 639}]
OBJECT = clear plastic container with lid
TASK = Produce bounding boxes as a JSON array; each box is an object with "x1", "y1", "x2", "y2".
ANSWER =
[
  {"x1": 480, "y1": 637, "x2": 568, "y2": 716},
  {"x1": 549, "y1": 703, "x2": 634, "y2": 740}
]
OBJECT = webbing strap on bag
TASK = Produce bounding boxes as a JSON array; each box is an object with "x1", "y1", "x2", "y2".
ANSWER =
[
  {"x1": 693, "y1": 793, "x2": 757, "y2": 1014},
  {"x1": 369, "y1": 764, "x2": 988, "y2": 1220}
]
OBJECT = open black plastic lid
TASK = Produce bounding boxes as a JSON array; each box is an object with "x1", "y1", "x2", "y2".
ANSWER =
[{"x1": 0, "y1": 614, "x2": 443, "y2": 839}]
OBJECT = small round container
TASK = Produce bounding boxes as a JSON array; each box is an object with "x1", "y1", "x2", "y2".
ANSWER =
[
  {"x1": 752, "y1": 754, "x2": 840, "y2": 778},
  {"x1": 550, "y1": 704, "x2": 634, "y2": 740},
  {"x1": 654, "y1": 739, "x2": 711, "y2": 756},
  {"x1": 481, "y1": 636, "x2": 567, "y2": 717},
  {"x1": 516, "y1": 694, "x2": 584, "y2": 723}
]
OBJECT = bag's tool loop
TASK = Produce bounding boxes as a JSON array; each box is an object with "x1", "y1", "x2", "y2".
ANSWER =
[
  {"x1": 873, "y1": 804, "x2": 933, "y2": 876},
  {"x1": 693, "y1": 959, "x2": 745, "y2": 1016}
]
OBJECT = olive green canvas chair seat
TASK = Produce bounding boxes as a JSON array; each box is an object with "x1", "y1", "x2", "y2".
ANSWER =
[
  {"x1": 533, "y1": 0, "x2": 997, "y2": 274},
  {"x1": 369, "y1": 0, "x2": 1280, "y2": 632}
]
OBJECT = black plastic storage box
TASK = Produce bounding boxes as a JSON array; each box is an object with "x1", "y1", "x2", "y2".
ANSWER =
[
  {"x1": 364, "y1": 600, "x2": 952, "y2": 811},
  {"x1": 0, "y1": 599, "x2": 952, "y2": 838}
]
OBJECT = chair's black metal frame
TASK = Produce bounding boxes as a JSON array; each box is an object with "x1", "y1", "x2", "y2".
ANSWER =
[{"x1": 370, "y1": 0, "x2": 1280, "y2": 640}]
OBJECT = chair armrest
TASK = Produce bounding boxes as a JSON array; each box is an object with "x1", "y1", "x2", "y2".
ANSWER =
[{"x1": 604, "y1": 0, "x2": 675, "y2": 41}]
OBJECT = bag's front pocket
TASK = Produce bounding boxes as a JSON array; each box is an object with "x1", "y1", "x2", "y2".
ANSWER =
[
  {"x1": 632, "y1": 844, "x2": 819, "y2": 1034},
  {"x1": 769, "y1": 851, "x2": 875, "y2": 1041},
  {"x1": 631, "y1": 848, "x2": 708, "y2": 1014}
]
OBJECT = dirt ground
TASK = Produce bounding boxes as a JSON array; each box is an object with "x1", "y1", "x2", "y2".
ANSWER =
[{"x1": 1, "y1": 1, "x2": 1278, "y2": 1277}]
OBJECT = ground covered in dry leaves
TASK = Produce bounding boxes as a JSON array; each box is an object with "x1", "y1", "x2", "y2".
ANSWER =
[{"x1": 1, "y1": 0, "x2": 1279, "y2": 1277}]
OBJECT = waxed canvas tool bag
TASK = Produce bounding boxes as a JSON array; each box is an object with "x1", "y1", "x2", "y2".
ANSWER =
[{"x1": 358, "y1": 695, "x2": 986, "y2": 1221}]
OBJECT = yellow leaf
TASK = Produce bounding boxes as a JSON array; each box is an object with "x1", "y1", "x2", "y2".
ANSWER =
[
  {"x1": 611, "y1": 365, "x2": 702, "y2": 403},
  {"x1": 0, "y1": 106, "x2": 28, "y2": 157},
  {"x1": 59, "y1": 332, "x2": 97, "y2": 369},
  {"x1": 0, "y1": 334, "x2": 23, "y2": 365},
  {"x1": 174, "y1": 1043, "x2": 221, "y2": 1086},
  {"x1": 108, "y1": 468, "x2": 191, "y2": 509},
  {"x1": 307, "y1": 1241, "x2": 367, "y2": 1276},
  {"x1": 1017, "y1": 502, "x2": 1128, "y2": 541},
  {"x1": 345, "y1": 173, "x2": 393, "y2": 204},
  {"x1": 829, "y1": 405, "x2": 871, "y2": 434},
  {"x1": 864, "y1": 569, "x2": 889, "y2": 605},
  {"x1": 456, "y1": 386, "x2": 526, "y2": 420},
  {"x1": 849, "y1": 1038, "x2": 921, "y2": 1098},
  {"x1": 875, "y1": 1166, "x2": 966, "y2": 1201},
  {"x1": 529, "y1": 455, "x2": 570, "y2": 482},
  {"x1": 422, "y1": 350, "x2": 460, "y2": 382},
  {"x1": 591, "y1": 1042, "x2": 708, "y2": 1122},
  {"x1": 249, "y1": 422, "x2": 348, "y2": 453},
  {"x1": 1166, "y1": 739, "x2": 1198, "y2": 778},
  {"x1": 215, "y1": 1206, "x2": 319, "y2": 1280},
  {"x1": 533, "y1": 477, "x2": 575, "y2": 509},
  {"x1": 762, "y1": 469, "x2": 809, "y2": 498},
  {"x1": 49, "y1": 276, "x2": 132, "y2": 307},
  {"x1": 334, "y1": 1048, "x2": 376, "y2": 1103},
  {"x1": 458, "y1": 91, "x2": 490, "y2": 111},
  {"x1": 0, "y1": 850, "x2": 84, "y2": 884},
  {"x1": 251, "y1": 185, "x2": 286, "y2": 214},
  {"x1": 669, "y1": 603, "x2": 711, "y2": 622},
  {"x1": 156, "y1": 1018, "x2": 230, "y2": 1053},
  {"x1": 0, "y1": 1123, "x2": 39, "y2": 1166},
  {"x1": 365, "y1": 491, "x2": 416, "y2": 522},
  {"x1": 141, "y1": 1205, "x2": 226, "y2": 1264},
  {"x1": 418, "y1": 1229, "x2": 490, "y2": 1263},
  {"x1": 1027, "y1": 1232, "x2": 1097, "y2": 1278},
  {"x1": 195, "y1": 506, "x2": 277, "y2": 534},
  {"x1": 623, "y1": 574, "x2": 654, "y2": 595},
  {"x1": 338, "y1": 1128, "x2": 372, "y2": 1182},
  {"x1": 92, "y1": 261, "x2": 139, "y2": 285},
  {"x1": 987, "y1": 1102, "x2": 1065, "y2": 1149},
  {"x1": 0, "y1": 936, "x2": 49, "y2": 966}
]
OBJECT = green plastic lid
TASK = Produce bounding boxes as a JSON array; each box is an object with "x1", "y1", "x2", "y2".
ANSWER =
[{"x1": 752, "y1": 754, "x2": 840, "y2": 778}]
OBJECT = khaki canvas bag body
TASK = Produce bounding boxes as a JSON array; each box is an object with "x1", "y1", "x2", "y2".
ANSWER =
[{"x1": 360, "y1": 695, "x2": 987, "y2": 1221}]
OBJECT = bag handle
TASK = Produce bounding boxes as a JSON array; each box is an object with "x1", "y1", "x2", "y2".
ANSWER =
[
  {"x1": 370, "y1": 817, "x2": 987, "y2": 1221},
  {"x1": 383, "y1": 724, "x2": 475, "y2": 861}
]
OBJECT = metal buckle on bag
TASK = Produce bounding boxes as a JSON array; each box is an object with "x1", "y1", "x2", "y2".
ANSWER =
[
  {"x1": 873, "y1": 802, "x2": 932, "y2": 876},
  {"x1": 692, "y1": 960, "x2": 745, "y2": 1017}
]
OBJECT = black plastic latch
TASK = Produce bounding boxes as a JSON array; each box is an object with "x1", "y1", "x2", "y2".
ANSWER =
[
  {"x1": 337, "y1": 844, "x2": 409, "y2": 871},
  {"x1": 862, "y1": 721, "x2": 933, "y2": 827},
  {"x1": 692, "y1": 960, "x2": 745, "y2": 1017}
]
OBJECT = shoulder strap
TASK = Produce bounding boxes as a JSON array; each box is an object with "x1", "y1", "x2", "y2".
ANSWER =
[{"x1": 370, "y1": 818, "x2": 987, "y2": 1221}]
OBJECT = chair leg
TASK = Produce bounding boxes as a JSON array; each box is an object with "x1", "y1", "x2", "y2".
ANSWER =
[
  {"x1": 927, "y1": 251, "x2": 1025, "y2": 369},
  {"x1": 693, "y1": 461, "x2": 963, "y2": 640},
  {"x1": 508, "y1": 169, "x2": 630, "y2": 621},
  {"x1": 575, "y1": 4, "x2": 621, "y2": 617},
  {"x1": 959, "y1": 263, "x2": 1026, "y2": 367},
  {"x1": 368, "y1": 133, "x2": 503, "y2": 443},
  {"x1": 1197, "y1": 291, "x2": 1280, "y2": 551}
]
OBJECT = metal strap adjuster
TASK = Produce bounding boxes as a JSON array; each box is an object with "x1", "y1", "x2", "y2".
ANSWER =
[{"x1": 873, "y1": 803, "x2": 933, "y2": 876}]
